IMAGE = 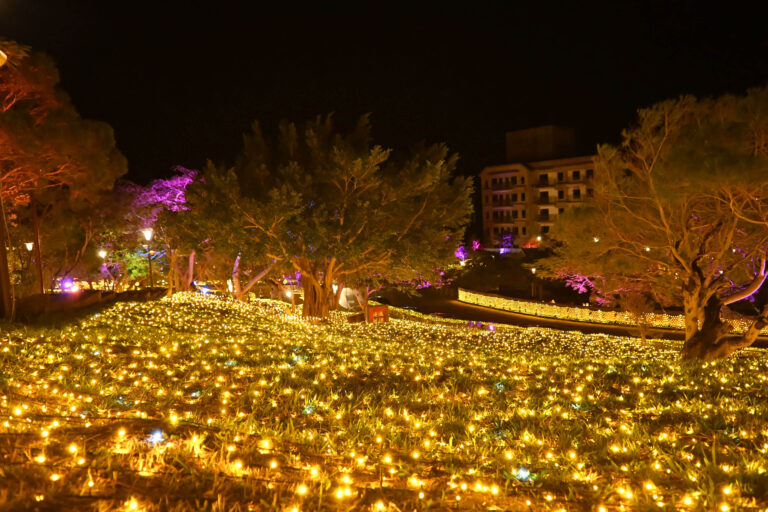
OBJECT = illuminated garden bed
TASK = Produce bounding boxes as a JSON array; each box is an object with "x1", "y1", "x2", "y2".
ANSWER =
[
  {"x1": 1, "y1": 293, "x2": 767, "y2": 511},
  {"x1": 458, "y1": 288, "x2": 768, "y2": 334}
]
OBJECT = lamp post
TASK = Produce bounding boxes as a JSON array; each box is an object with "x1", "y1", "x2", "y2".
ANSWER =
[
  {"x1": 98, "y1": 249, "x2": 108, "y2": 290},
  {"x1": 142, "y1": 229, "x2": 154, "y2": 289},
  {"x1": 531, "y1": 267, "x2": 537, "y2": 299}
]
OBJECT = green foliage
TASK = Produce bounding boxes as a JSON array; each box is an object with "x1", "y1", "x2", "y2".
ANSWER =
[{"x1": 233, "y1": 114, "x2": 473, "y2": 313}]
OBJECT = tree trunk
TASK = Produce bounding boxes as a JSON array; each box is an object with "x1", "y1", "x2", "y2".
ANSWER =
[
  {"x1": 30, "y1": 194, "x2": 44, "y2": 295},
  {"x1": 302, "y1": 279, "x2": 330, "y2": 318},
  {"x1": 233, "y1": 257, "x2": 276, "y2": 301},
  {"x1": 0, "y1": 192, "x2": 13, "y2": 319},
  {"x1": 352, "y1": 288, "x2": 372, "y2": 322},
  {"x1": 330, "y1": 282, "x2": 344, "y2": 310},
  {"x1": 185, "y1": 250, "x2": 195, "y2": 290},
  {"x1": 681, "y1": 293, "x2": 763, "y2": 360},
  {"x1": 166, "y1": 250, "x2": 177, "y2": 297}
]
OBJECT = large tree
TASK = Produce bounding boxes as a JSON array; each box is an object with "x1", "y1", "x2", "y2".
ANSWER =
[
  {"x1": 0, "y1": 40, "x2": 126, "y2": 317},
  {"x1": 540, "y1": 87, "x2": 768, "y2": 360},
  {"x1": 234, "y1": 115, "x2": 473, "y2": 318}
]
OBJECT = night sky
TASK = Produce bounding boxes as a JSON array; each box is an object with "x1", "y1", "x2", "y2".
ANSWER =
[{"x1": 1, "y1": 1, "x2": 766, "y2": 185}]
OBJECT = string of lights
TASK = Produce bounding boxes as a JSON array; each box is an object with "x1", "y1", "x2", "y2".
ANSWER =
[{"x1": 1, "y1": 293, "x2": 766, "y2": 510}]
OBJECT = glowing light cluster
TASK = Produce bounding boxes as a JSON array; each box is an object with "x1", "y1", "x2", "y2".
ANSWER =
[
  {"x1": 0, "y1": 293, "x2": 767, "y2": 510},
  {"x1": 459, "y1": 288, "x2": 768, "y2": 334}
]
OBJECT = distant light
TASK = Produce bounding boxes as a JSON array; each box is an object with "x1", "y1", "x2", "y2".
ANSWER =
[
  {"x1": 98, "y1": 249, "x2": 107, "y2": 259},
  {"x1": 142, "y1": 228, "x2": 153, "y2": 241},
  {"x1": 460, "y1": 260, "x2": 467, "y2": 266},
  {"x1": 332, "y1": 284, "x2": 339, "y2": 294},
  {"x1": 146, "y1": 430, "x2": 165, "y2": 446},
  {"x1": 536, "y1": 236, "x2": 542, "y2": 242},
  {"x1": 70, "y1": 284, "x2": 80, "y2": 293},
  {"x1": 516, "y1": 467, "x2": 532, "y2": 482},
  {"x1": 531, "y1": 268, "x2": 536, "y2": 274},
  {"x1": 60, "y1": 278, "x2": 74, "y2": 291},
  {"x1": 285, "y1": 290, "x2": 293, "y2": 298},
  {"x1": 593, "y1": 237, "x2": 599, "y2": 243},
  {"x1": 25, "y1": 242, "x2": 34, "y2": 251},
  {"x1": 645, "y1": 247, "x2": 651, "y2": 252}
]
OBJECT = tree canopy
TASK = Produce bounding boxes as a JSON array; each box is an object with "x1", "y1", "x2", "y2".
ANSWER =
[{"x1": 233, "y1": 114, "x2": 473, "y2": 318}]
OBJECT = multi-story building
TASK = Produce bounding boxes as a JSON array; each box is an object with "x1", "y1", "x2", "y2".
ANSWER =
[{"x1": 480, "y1": 126, "x2": 595, "y2": 248}]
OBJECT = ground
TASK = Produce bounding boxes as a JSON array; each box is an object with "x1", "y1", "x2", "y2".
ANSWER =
[{"x1": 1, "y1": 294, "x2": 767, "y2": 511}]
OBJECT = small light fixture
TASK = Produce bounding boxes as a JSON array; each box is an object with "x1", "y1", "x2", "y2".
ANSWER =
[
  {"x1": 98, "y1": 249, "x2": 107, "y2": 259},
  {"x1": 645, "y1": 247, "x2": 651, "y2": 252},
  {"x1": 531, "y1": 268, "x2": 537, "y2": 274},
  {"x1": 25, "y1": 242, "x2": 34, "y2": 251},
  {"x1": 593, "y1": 237, "x2": 599, "y2": 243},
  {"x1": 142, "y1": 228, "x2": 153, "y2": 241},
  {"x1": 285, "y1": 290, "x2": 293, "y2": 298},
  {"x1": 536, "y1": 236, "x2": 542, "y2": 242}
]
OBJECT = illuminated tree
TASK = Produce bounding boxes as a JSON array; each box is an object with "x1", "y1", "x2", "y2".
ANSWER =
[
  {"x1": 234, "y1": 115, "x2": 473, "y2": 318},
  {"x1": 179, "y1": 163, "x2": 279, "y2": 300},
  {"x1": 0, "y1": 40, "x2": 126, "y2": 317},
  {"x1": 540, "y1": 87, "x2": 768, "y2": 359},
  {"x1": 127, "y1": 167, "x2": 199, "y2": 294}
]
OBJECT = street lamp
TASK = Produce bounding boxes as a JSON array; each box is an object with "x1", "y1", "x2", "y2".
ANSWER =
[
  {"x1": 142, "y1": 229, "x2": 154, "y2": 288},
  {"x1": 25, "y1": 242, "x2": 33, "y2": 252},
  {"x1": 531, "y1": 267, "x2": 537, "y2": 299},
  {"x1": 98, "y1": 249, "x2": 107, "y2": 259}
]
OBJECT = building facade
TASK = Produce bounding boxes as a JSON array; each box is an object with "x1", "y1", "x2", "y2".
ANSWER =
[{"x1": 479, "y1": 127, "x2": 595, "y2": 247}]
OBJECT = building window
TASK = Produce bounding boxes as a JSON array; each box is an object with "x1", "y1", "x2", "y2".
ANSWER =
[
  {"x1": 539, "y1": 174, "x2": 548, "y2": 185},
  {"x1": 485, "y1": 196, "x2": 489, "y2": 204},
  {"x1": 522, "y1": 209, "x2": 527, "y2": 218},
  {"x1": 540, "y1": 209, "x2": 549, "y2": 220},
  {"x1": 586, "y1": 169, "x2": 593, "y2": 179},
  {"x1": 541, "y1": 225, "x2": 550, "y2": 234},
  {"x1": 558, "y1": 208, "x2": 564, "y2": 213},
  {"x1": 485, "y1": 211, "x2": 490, "y2": 219},
  {"x1": 557, "y1": 172, "x2": 564, "y2": 182},
  {"x1": 521, "y1": 193, "x2": 526, "y2": 201},
  {"x1": 573, "y1": 170, "x2": 581, "y2": 180},
  {"x1": 492, "y1": 195, "x2": 497, "y2": 203},
  {"x1": 587, "y1": 188, "x2": 594, "y2": 197},
  {"x1": 512, "y1": 226, "x2": 519, "y2": 235},
  {"x1": 511, "y1": 176, "x2": 517, "y2": 185},
  {"x1": 492, "y1": 178, "x2": 497, "y2": 186},
  {"x1": 512, "y1": 210, "x2": 518, "y2": 219},
  {"x1": 573, "y1": 188, "x2": 581, "y2": 199},
  {"x1": 521, "y1": 177, "x2": 525, "y2": 185},
  {"x1": 484, "y1": 180, "x2": 489, "y2": 189},
  {"x1": 539, "y1": 191, "x2": 549, "y2": 203},
  {"x1": 558, "y1": 190, "x2": 564, "y2": 199},
  {"x1": 522, "y1": 226, "x2": 527, "y2": 235}
]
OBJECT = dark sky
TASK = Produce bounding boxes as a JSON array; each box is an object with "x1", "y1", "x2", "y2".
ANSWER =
[{"x1": 1, "y1": 1, "x2": 767, "y2": 184}]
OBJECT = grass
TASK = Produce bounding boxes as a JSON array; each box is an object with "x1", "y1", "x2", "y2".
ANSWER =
[{"x1": 1, "y1": 293, "x2": 767, "y2": 511}]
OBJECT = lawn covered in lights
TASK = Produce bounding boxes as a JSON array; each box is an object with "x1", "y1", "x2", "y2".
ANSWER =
[{"x1": 1, "y1": 294, "x2": 768, "y2": 511}]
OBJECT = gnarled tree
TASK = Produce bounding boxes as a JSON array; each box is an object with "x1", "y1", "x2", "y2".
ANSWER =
[{"x1": 539, "y1": 87, "x2": 768, "y2": 360}]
